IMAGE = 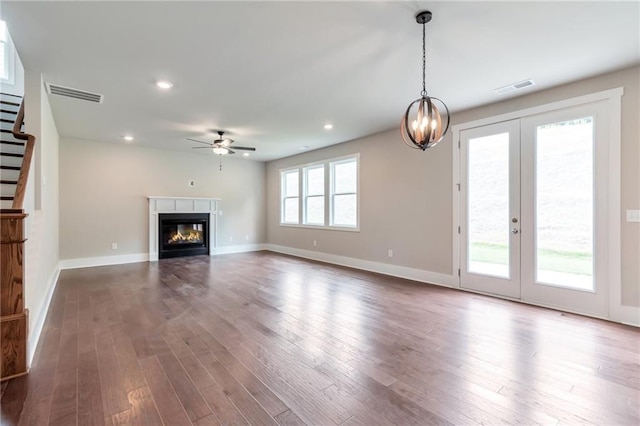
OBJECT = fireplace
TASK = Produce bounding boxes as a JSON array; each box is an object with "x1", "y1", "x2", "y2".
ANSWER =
[
  {"x1": 158, "y1": 213, "x2": 209, "y2": 259},
  {"x1": 148, "y1": 196, "x2": 219, "y2": 262}
]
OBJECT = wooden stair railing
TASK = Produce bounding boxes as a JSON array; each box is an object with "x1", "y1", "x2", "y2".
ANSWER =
[{"x1": 1, "y1": 96, "x2": 34, "y2": 381}]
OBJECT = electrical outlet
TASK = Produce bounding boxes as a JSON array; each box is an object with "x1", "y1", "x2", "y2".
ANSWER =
[
  {"x1": 313, "y1": 240, "x2": 317, "y2": 247},
  {"x1": 627, "y1": 210, "x2": 640, "y2": 222},
  {"x1": 388, "y1": 249, "x2": 393, "y2": 258},
  {"x1": 111, "y1": 243, "x2": 118, "y2": 250}
]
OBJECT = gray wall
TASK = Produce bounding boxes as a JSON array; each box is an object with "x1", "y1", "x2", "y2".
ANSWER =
[
  {"x1": 59, "y1": 139, "x2": 266, "y2": 260},
  {"x1": 266, "y1": 65, "x2": 640, "y2": 307}
]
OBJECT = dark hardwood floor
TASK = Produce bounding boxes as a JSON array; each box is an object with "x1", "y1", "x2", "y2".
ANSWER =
[{"x1": 1, "y1": 251, "x2": 639, "y2": 425}]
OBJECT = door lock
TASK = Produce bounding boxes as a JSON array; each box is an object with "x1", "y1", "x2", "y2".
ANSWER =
[
  {"x1": 512, "y1": 218, "x2": 518, "y2": 223},
  {"x1": 512, "y1": 228, "x2": 519, "y2": 234}
]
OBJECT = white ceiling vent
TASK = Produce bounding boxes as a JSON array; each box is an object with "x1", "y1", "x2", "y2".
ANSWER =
[
  {"x1": 494, "y1": 79, "x2": 535, "y2": 95},
  {"x1": 45, "y1": 82, "x2": 103, "y2": 103}
]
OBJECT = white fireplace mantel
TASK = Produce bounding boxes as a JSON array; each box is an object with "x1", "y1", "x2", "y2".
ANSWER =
[{"x1": 148, "y1": 196, "x2": 220, "y2": 261}]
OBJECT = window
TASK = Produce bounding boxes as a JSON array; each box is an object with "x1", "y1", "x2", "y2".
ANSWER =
[
  {"x1": 280, "y1": 154, "x2": 359, "y2": 230},
  {"x1": 281, "y1": 169, "x2": 299, "y2": 224},
  {"x1": 331, "y1": 158, "x2": 357, "y2": 227},
  {"x1": 0, "y1": 20, "x2": 14, "y2": 83},
  {"x1": 303, "y1": 165, "x2": 324, "y2": 225}
]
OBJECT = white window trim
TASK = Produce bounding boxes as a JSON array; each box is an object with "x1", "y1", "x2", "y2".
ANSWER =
[{"x1": 279, "y1": 153, "x2": 360, "y2": 232}]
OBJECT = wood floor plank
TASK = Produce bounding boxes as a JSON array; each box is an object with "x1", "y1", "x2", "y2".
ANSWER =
[
  {"x1": 156, "y1": 345, "x2": 212, "y2": 421},
  {"x1": 77, "y1": 350, "x2": 106, "y2": 426},
  {"x1": 194, "y1": 350, "x2": 279, "y2": 426},
  {"x1": 47, "y1": 368, "x2": 78, "y2": 426},
  {"x1": 138, "y1": 355, "x2": 192, "y2": 425},
  {"x1": 4, "y1": 253, "x2": 639, "y2": 425},
  {"x1": 108, "y1": 386, "x2": 163, "y2": 426}
]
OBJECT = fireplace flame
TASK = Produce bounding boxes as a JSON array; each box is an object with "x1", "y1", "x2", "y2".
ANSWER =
[{"x1": 169, "y1": 230, "x2": 202, "y2": 243}]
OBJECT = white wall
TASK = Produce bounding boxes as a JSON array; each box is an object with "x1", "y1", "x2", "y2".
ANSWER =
[
  {"x1": 58, "y1": 139, "x2": 266, "y2": 262},
  {"x1": 22, "y1": 72, "x2": 60, "y2": 363},
  {"x1": 266, "y1": 66, "x2": 640, "y2": 312}
]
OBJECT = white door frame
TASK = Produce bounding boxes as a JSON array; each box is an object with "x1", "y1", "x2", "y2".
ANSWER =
[{"x1": 452, "y1": 87, "x2": 625, "y2": 321}]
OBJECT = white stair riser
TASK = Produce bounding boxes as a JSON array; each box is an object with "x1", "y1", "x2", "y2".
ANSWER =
[
  {"x1": 1, "y1": 182, "x2": 17, "y2": 196},
  {"x1": 0, "y1": 155, "x2": 23, "y2": 167},
  {"x1": 0, "y1": 199, "x2": 14, "y2": 209},
  {"x1": 0, "y1": 143, "x2": 25, "y2": 155},
  {"x1": 0, "y1": 121, "x2": 17, "y2": 131},
  {"x1": 0, "y1": 169, "x2": 20, "y2": 181}
]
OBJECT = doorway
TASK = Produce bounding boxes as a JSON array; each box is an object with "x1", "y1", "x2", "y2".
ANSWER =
[{"x1": 458, "y1": 100, "x2": 612, "y2": 317}]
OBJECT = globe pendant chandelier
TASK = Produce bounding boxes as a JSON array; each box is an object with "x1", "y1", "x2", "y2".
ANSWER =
[{"x1": 401, "y1": 11, "x2": 450, "y2": 151}]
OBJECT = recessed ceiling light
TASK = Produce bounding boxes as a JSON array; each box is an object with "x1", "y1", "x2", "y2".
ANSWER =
[
  {"x1": 243, "y1": 152, "x2": 250, "y2": 157},
  {"x1": 324, "y1": 123, "x2": 333, "y2": 130},
  {"x1": 123, "y1": 135, "x2": 134, "y2": 141},
  {"x1": 156, "y1": 80, "x2": 173, "y2": 90},
  {"x1": 298, "y1": 145, "x2": 310, "y2": 150}
]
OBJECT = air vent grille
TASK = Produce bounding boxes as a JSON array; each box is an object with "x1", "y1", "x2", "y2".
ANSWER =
[
  {"x1": 494, "y1": 79, "x2": 535, "y2": 95},
  {"x1": 45, "y1": 82, "x2": 103, "y2": 103}
]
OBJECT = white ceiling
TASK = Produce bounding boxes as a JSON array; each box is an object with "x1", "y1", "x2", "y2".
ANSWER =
[{"x1": 2, "y1": 1, "x2": 638, "y2": 162}]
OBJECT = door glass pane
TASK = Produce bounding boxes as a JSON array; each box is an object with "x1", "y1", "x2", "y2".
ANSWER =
[
  {"x1": 468, "y1": 133, "x2": 510, "y2": 278},
  {"x1": 535, "y1": 117, "x2": 594, "y2": 290}
]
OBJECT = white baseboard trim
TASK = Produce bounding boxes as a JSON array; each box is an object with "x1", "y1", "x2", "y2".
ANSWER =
[
  {"x1": 265, "y1": 244, "x2": 458, "y2": 288},
  {"x1": 612, "y1": 304, "x2": 640, "y2": 327},
  {"x1": 59, "y1": 253, "x2": 149, "y2": 269},
  {"x1": 28, "y1": 265, "x2": 60, "y2": 366},
  {"x1": 211, "y1": 243, "x2": 268, "y2": 255},
  {"x1": 59, "y1": 245, "x2": 268, "y2": 269}
]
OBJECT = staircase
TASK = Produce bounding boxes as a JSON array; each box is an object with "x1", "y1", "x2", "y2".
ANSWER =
[
  {"x1": 0, "y1": 92, "x2": 34, "y2": 381},
  {"x1": 1, "y1": 94, "x2": 25, "y2": 209}
]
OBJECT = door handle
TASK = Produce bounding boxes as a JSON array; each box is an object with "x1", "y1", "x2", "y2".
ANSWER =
[{"x1": 512, "y1": 228, "x2": 519, "y2": 234}]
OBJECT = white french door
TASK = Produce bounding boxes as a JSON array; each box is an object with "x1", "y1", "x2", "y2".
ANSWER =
[
  {"x1": 460, "y1": 101, "x2": 610, "y2": 317},
  {"x1": 460, "y1": 120, "x2": 521, "y2": 299}
]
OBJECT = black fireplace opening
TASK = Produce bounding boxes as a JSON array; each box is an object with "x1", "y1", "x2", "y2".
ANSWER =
[{"x1": 159, "y1": 213, "x2": 209, "y2": 259}]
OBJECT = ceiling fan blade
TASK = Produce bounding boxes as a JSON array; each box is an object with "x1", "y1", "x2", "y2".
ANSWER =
[
  {"x1": 187, "y1": 138, "x2": 213, "y2": 146},
  {"x1": 192, "y1": 146, "x2": 213, "y2": 149},
  {"x1": 232, "y1": 146, "x2": 256, "y2": 151},
  {"x1": 227, "y1": 148, "x2": 236, "y2": 155}
]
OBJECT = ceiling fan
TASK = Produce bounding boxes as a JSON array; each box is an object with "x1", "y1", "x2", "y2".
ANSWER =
[{"x1": 188, "y1": 131, "x2": 256, "y2": 156}]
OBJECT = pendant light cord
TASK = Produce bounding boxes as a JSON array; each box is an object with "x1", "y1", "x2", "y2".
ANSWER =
[{"x1": 421, "y1": 21, "x2": 427, "y2": 97}]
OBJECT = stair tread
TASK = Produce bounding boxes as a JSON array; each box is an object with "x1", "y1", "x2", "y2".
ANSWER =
[
  {"x1": 0, "y1": 180, "x2": 18, "y2": 184},
  {"x1": 0, "y1": 165, "x2": 20, "y2": 170},
  {"x1": 0, "y1": 109, "x2": 18, "y2": 115},
  {"x1": 0, "y1": 100, "x2": 20, "y2": 107},
  {"x1": 0, "y1": 118, "x2": 16, "y2": 124},
  {"x1": 0, "y1": 196, "x2": 15, "y2": 200},
  {"x1": 0, "y1": 141, "x2": 25, "y2": 146}
]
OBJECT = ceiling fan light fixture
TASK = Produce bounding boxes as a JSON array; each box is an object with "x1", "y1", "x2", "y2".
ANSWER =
[
  {"x1": 400, "y1": 11, "x2": 450, "y2": 151},
  {"x1": 213, "y1": 146, "x2": 228, "y2": 155}
]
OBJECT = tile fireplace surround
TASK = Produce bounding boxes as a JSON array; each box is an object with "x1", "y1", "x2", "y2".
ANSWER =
[{"x1": 148, "y1": 196, "x2": 220, "y2": 262}]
